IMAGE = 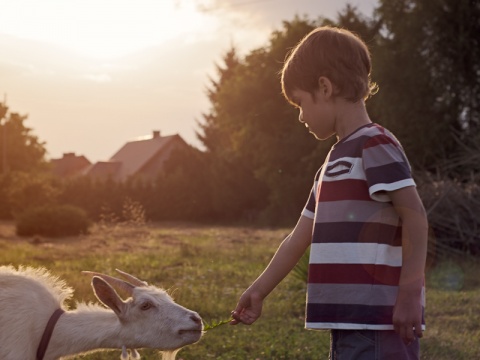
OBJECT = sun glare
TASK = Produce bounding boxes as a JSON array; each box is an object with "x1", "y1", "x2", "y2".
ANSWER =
[{"x1": 1, "y1": 0, "x2": 212, "y2": 60}]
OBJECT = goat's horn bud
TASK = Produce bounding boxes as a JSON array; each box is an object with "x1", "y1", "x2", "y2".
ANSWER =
[
  {"x1": 82, "y1": 271, "x2": 135, "y2": 296},
  {"x1": 115, "y1": 269, "x2": 148, "y2": 287}
]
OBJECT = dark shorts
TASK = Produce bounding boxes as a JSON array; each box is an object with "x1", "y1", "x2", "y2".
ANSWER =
[{"x1": 329, "y1": 330, "x2": 420, "y2": 360}]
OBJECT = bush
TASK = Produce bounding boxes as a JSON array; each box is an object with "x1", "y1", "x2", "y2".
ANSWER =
[
  {"x1": 16, "y1": 205, "x2": 91, "y2": 237},
  {"x1": 417, "y1": 173, "x2": 480, "y2": 257}
]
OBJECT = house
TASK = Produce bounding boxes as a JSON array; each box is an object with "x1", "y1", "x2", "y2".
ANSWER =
[
  {"x1": 50, "y1": 152, "x2": 91, "y2": 177},
  {"x1": 85, "y1": 130, "x2": 189, "y2": 182},
  {"x1": 85, "y1": 161, "x2": 121, "y2": 180}
]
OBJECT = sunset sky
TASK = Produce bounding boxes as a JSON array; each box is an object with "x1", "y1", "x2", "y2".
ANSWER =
[{"x1": 0, "y1": 0, "x2": 376, "y2": 162}]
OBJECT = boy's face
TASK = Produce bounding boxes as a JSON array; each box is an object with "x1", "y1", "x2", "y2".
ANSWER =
[{"x1": 291, "y1": 87, "x2": 336, "y2": 141}]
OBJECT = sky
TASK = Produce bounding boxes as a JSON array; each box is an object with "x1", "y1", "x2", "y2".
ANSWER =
[{"x1": 0, "y1": 0, "x2": 377, "y2": 163}]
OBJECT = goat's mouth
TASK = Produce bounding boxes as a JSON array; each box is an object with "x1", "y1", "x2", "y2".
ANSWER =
[
  {"x1": 178, "y1": 328, "x2": 203, "y2": 343},
  {"x1": 178, "y1": 328, "x2": 203, "y2": 335},
  {"x1": 178, "y1": 329, "x2": 203, "y2": 335}
]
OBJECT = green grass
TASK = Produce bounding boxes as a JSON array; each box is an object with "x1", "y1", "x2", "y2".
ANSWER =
[{"x1": 1, "y1": 221, "x2": 479, "y2": 359}]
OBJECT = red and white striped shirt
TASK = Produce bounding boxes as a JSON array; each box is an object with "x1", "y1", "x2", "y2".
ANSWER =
[{"x1": 302, "y1": 123, "x2": 425, "y2": 330}]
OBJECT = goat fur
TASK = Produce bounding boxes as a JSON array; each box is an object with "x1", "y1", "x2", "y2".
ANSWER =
[{"x1": 0, "y1": 265, "x2": 202, "y2": 360}]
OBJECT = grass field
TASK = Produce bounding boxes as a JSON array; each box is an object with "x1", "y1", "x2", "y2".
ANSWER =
[{"x1": 1, "y1": 221, "x2": 479, "y2": 359}]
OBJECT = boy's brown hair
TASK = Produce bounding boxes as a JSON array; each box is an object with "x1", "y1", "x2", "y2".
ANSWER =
[{"x1": 281, "y1": 26, "x2": 377, "y2": 105}]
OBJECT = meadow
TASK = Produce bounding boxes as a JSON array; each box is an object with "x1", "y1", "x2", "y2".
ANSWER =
[{"x1": 1, "y1": 221, "x2": 479, "y2": 360}]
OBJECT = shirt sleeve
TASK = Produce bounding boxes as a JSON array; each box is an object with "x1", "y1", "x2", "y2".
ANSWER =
[
  {"x1": 362, "y1": 134, "x2": 416, "y2": 202},
  {"x1": 301, "y1": 185, "x2": 316, "y2": 219},
  {"x1": 301, "y1": 168, "x2": 322, "y2": 219}
]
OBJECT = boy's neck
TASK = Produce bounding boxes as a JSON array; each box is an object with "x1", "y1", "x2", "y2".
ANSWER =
[{"x1": 334, "y1": 98, "x2": 372, "y2": 140}]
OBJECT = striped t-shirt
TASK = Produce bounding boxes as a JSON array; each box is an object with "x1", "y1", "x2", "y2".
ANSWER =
[{"x1": 302, "y1": 123, "x2": 425, "y2": 330}]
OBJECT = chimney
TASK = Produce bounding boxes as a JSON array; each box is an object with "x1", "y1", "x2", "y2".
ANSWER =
[{"x1": 152, "y1": 130, "x2": 160, "y2": 139}]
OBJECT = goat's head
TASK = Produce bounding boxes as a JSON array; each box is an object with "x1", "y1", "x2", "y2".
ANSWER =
[{"x1": 83, "y1": 269, "x2": 203, "y2": 351}]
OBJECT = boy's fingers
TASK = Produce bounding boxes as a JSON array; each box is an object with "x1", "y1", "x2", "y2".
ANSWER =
[
  {"x1": 394, "y1": 318, "x2": 423, "y2": 344},
  {"x1": 403, "y1": 325, "x2": 420, "y2": 345},
  {"x1": 231, "y1": 310, "x2": 249, "y2": 325},
  {"x1": 414, "y1": 322, "x2": 423, "y2": 338},
  {"x1": 404, "y1": 321, "x2": 423, "y2": 344},
  {"x1": 230, "y1": 309, "x2": 258, "y2": 325},
  {"x1": 231, "y1": 310, "x2": 241, "y2": 324}
]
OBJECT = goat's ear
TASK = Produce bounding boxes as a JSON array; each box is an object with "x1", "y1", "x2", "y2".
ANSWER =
[{"x1": 92, "y1": 276, "x2": 127, "y2": 317}]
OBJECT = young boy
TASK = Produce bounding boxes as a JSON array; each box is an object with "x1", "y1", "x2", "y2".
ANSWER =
[{"x1": 231, "y1": 26, "x2": 428, "y2": 360}]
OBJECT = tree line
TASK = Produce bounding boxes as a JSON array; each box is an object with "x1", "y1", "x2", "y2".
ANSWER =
[{"x1": 0, "y1": 0, "x2": 479, "y2": 253}]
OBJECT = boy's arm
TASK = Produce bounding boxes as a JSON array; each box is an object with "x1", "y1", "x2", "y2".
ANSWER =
[
  {"x1": 388, "y1": 186, "x2": 428, "y2": 345},
  {"x1": 231, "y1": 215, "x2": 313, "y2": 325}
]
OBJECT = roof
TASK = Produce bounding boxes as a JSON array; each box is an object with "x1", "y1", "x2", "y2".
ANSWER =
[
  {"x1": 50, "y1": 153, "x2": 91, "y2": 177},
  {"x1": 86, "y1": 161, "x2": 122, "y2": 180},
  {"x1": 108, "y1": 133, "x2": 184, "y2": 180}
]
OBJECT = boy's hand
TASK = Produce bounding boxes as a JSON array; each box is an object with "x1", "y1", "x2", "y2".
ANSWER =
[
  {"x1": 230, "y1": 290, "x2": 264, "y2": 325},
  {"x1": 392, "y1": 287, "x2": 424, "y2": 345}
]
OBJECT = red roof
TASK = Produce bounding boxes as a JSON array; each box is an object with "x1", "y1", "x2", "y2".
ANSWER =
[
  {"x1": 86, "y1": 161, "x2": 122, "y2": 180},
  {"x1": 109, "y1": 133, "x2": 179, "y2": 180},
  {"x1": 51, "y1": 153, "x2": 91, "y2": 177},
  {"x1": 84, "y1": 131, "x2": 188, "y2": 181}
]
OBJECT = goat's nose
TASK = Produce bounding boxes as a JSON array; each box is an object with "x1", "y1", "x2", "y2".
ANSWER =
[{"x1": 190, "y1": 314, "x2": 202, "y2": 325}]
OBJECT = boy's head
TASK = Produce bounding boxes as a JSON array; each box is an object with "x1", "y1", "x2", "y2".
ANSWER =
[{"x1": 281, "y1": 26, "x2": 377, "y2": 106}]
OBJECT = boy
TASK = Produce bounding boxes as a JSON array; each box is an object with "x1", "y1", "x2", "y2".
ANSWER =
[{"x1": 231, "y1": 26, "x2": 428, "y2": 360}]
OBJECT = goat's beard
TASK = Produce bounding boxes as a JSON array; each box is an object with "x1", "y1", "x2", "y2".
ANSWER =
[{"x1": 161, "y1": 349, "x2": 180, "y2": 360}]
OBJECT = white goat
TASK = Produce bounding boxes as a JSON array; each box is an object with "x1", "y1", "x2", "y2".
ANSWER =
[{"x1": 0, "y1": 265, "x2": 203, "y2": 360}]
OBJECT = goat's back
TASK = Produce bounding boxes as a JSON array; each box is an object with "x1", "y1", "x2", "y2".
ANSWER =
[{"x1": 0, "y1": 265, "x2": 73, "y2": 359}]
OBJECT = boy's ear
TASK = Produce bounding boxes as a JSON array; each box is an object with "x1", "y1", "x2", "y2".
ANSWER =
[{"x1": 317, "y1": 76, "x2": 333, "y2": 98}]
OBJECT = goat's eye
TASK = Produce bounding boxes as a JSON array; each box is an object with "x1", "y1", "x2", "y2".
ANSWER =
[{"x1": 140, "y1": 302, "x2": 153, "y2": 311}]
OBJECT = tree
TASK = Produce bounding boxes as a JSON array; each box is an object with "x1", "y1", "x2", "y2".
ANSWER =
[
  {"x1": 420, "y1": 0, "x2": 480, "y2": 135},
  {"x1": 197, "y1": 47, "x2": 272, "y2": 221},
  {"x1": 197, "y1": 19, "x2": 327, "y2": 224},
  {"x1": 0, "y1": 102, "x2": 48, "y2": 174},
  {"x1": 1, "y1": 172, "x2": 61, "y2": 218},
  {"x1": 369, "y1": 0, "x2": 480, "y2": 172},
  {"x1": 147, "y1": 145, "x2": 217, "y2": 221}
]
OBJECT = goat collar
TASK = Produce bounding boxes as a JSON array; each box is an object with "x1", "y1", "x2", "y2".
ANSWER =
[{"x1": 37, "y1": 308, "x2": 65, "y2": 360}]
